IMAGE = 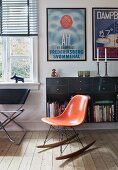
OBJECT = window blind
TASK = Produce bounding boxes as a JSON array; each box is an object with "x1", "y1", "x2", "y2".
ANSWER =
[{"x1": 0, "y1": 0, "x2": 38, "y2": 36}]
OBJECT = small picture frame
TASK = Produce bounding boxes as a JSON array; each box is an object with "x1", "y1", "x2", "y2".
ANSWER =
[
  {"x1": 78, "y1": 71, "x2": 83, "y2": 77},
  {"x1": 47, "y1": 8, "x2": 86, "y2": 61},
  {"x1": 78, "y1": 71, "x2": 90, "y2": 77}
]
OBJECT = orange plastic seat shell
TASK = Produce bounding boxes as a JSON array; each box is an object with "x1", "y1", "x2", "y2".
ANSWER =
[{"x1": 42, "y1": 95, "x2": 89, "y2": 127}]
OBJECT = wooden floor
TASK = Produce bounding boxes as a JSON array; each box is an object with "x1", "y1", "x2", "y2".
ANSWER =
[{"x1": 0, "y1": 130, "x2": 118, "y2": 170}]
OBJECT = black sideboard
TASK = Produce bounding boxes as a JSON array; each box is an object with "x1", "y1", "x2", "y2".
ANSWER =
[{"x1": 46, "y1": 77, "x2": 118, "y2": 123}]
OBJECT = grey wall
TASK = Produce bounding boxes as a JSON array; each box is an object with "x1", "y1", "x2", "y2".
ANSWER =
[{"x1": 9, "y1": 0, "x2": 118, "y2": 131}]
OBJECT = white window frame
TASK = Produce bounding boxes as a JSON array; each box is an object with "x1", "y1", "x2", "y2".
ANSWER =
[{"x1": 0, "y1": 36, "x2": 39, "y2": 90}]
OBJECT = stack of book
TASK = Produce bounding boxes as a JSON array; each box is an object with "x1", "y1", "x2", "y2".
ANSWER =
[
  {"x1": 93, "y1": 104, "x2": 114, "y2": 122},
  {"x1": 47, "y1": 101, "x2": 68, "y2": 117}
]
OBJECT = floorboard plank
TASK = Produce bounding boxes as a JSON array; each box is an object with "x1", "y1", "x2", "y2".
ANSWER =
[
  {"x1": 52, "y1": 131, "x2": 64, "y2": 170},
  {"x1": 18, "y1": 132, "x2": 39, "y2": 170},
  {"x1": 80, "y1": 131, "x2": 97, "y2": 170},
  {"x1": 38, "y1": 131, "x2": 53, "y2": 170},
  {"x1": 87, "y1": 130, "x2": 108, "y2": 170},
  {"x1": 69, "y1": 134, "x2": 85, "y2": 170},
  {"x1": 30, "y1": 131, "x2": 46, "y2": 170},
  {"x1": 7, "y1": 132, "x2": 32, "y2": 170}
]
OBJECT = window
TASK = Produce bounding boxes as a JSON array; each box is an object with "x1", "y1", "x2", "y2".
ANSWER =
[
  {"x1": 0, "y1": 0, "x2": 38, "y2": 85},
  {"x1": 0, "y1": 37, "x2": 38, "y2": 83}
]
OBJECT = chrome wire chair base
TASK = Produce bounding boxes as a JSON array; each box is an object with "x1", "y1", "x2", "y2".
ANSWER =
[
  {"x1": 37, "y1": 125, "x2": 96, "y2": 160},
  {"x1": 2, "y1": 124, "x2": 26, "y2": 145},
  {"x1": 37, "y1": 126, "x2": 77, "y2": 149},
  {"x1": 0, "y1": 107, "x2": 27, "y2": 145}
]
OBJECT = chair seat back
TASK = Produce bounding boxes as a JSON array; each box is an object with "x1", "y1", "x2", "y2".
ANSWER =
[{"x1": 58, "y1": 95, "x2": 89, "y2": 125}]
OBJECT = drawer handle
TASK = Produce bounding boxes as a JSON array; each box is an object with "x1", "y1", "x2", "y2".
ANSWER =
[
  {"x1": 56, "y1": 88, "x2": 59, "y2": 91},
  {"x1": 102, "y1": 87, "x2": 106, "y2": 90},
  {"x1": 79, "y1": 81, "x2": 82, "y2": 83}
]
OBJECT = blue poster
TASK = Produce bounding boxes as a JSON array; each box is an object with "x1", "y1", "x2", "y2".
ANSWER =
[
  {"x1": 47, "y1": 8, "x2": 86, "y2": 61},
  {"x1": 93, "y1": 8, "x2": 118, "y2": 60}
]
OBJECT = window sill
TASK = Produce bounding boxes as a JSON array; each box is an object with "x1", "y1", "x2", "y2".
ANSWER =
[{"x1": 0, "y1": 82, "x2": 40, "y2": 90}]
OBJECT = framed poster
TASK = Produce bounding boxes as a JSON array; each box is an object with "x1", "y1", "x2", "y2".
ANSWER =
[
  {"x1": 47, "y1": 8, "x2": 86, "y2": 61},
  {"x1": 92, "y1": 8, "x2": 118, "y2": 61}
]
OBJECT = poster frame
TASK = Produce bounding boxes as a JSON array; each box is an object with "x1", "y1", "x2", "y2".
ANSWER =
[
  {"x1": 47, "y1": 8, "x2": 86, "y2": 61},
  {"x1": 92, "y1": 8, "x2": 118, "y2": 61}
]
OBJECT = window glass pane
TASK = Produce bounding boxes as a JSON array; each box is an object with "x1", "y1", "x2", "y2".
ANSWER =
[
  {"x1": 10, "y1": 37, "x2": 31, "y2": 56},
  {"x1": 9, "y1": 37, "x2": 33, "y2": 82},
  {"x1": 10, "y1": 58, "x2": 31, "y2": 80}
]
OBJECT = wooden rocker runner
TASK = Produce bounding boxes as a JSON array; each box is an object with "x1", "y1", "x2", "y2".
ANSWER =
[
  {"x1": 38, "y1": 95, "x2": 96, "y2": 160},
  {"x1": 37, "y1": 134, "x2": 77, "y2": 148},
  {"x1": 56, "y1": 140, "x2": 96, "y2": 160}
]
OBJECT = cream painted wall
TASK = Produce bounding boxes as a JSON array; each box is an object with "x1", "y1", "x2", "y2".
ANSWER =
[{"x1": 10, "y1": 0, "x2": 118, "y2": 131}]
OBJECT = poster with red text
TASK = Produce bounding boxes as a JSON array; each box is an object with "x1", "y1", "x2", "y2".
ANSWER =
[
  {"x1": 93, "y1": 8, "x2": 118, "y2": 60},
  {"x1": 47, "y1": 8, "x2": 86, "y2": 61}
]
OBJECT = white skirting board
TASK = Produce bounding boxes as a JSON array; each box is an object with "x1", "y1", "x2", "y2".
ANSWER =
[{"x1": 2, "y1": 121, "x2": 118, "y2": 131}]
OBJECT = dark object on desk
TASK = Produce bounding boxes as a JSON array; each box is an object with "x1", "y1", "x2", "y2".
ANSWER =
[
  {"x1": 51, "y1": 69, "x2": 60, "y2": 78},
  {"x1": 11, "y1": 74, "x2": 24, "y2": 83},
  {"x1": 0, "y1": 89, "x2": 30, "y2": 144},
  {"x1": 51, "y1": 69, "x2": 57, "y2": 77}
]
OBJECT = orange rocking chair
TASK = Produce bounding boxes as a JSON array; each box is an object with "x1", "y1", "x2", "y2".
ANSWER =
[{"x1": 37, "y1": 95, "x2": 95, "y2": 160}]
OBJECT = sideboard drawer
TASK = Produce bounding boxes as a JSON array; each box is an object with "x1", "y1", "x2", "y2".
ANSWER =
[
  {"x1": 47, "y1": 85, "x2": 68, "y2": 94},
  {"x1": 69, "y1": 84, "x2": 92, "y2": 93},
  {"x1": 101, "y1": 77, "x2": 118, "y2": 84},
  {"x1": 100, "y1": 85, "x2": 115, "y2": 92},
  {"x1": 92, "y1": 77, "x2": 116, "y2": 92},
  {"x1": 69, "y1": 77, "x2": 92, "y2": 84},
  {"x1": 69, "y1": 78, "x2": 92, "y2": 93},
  {"x1": 46, "y1": 78, "x2": 68, "y2": 86}
]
